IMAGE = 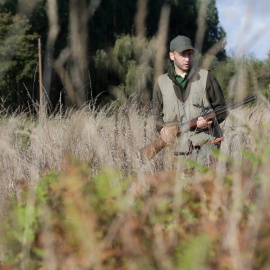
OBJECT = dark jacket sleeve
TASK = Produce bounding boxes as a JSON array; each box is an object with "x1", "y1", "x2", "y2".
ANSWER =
[
  {"x1": 206, "y1": 72, "x2": 228, "y2": 123},
  {"x1": 152, "y1": 80, "x2": 164, "y2": 132}
]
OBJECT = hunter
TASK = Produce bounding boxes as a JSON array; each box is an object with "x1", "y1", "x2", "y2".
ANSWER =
[{"x1": 152, "y1": 35, "x2": 227, "y2": 167}]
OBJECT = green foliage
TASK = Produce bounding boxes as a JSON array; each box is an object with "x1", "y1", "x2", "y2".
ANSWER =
[
  {"x1": 209, "y1": 57, "x2": 235, "y2": 96},
  {"x1": 0, "y1": 12, "x2": 39, "y2": 109},
  {"x1": 175, "y1": 233, "x2": 213, "y2": 270},
  {"x1": 0, "y1": 0, "x2": 18, "y2": 14},
  {"x1": 90, "y1": 166, "x2": 131, "y2": 214},
  {"x1": 209, "y1": 54, "x2": 270, "y2": 99},
  {"x1": 13, "y1": 126, "x2": 32, "y2": 152},
  {"x1": 0, "y1": 162, "x2": 130, "y2": 268},
  {"x1": 1, "y1": 170, "x2": 58, "y2": 267},
  {"x1": 92, "y1": 35, "x2": 154, "y2": 104}
]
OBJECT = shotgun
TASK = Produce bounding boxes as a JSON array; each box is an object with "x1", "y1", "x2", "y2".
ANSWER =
[{"x1": 139, "y1": 94, "x2": 257, "y2": 161}]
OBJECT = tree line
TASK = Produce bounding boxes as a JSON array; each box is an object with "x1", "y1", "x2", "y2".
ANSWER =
[{"x1": 2, "y1": 0, "x2": 268, "y2": 113}]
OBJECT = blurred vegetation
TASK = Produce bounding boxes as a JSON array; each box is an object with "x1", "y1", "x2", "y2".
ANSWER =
[
  {"x1": 210, "y1": 55, "x2": 270, "y2": 100},
  {"x1": 1, "y1": 146, "x2": 270, "y2": 269}
]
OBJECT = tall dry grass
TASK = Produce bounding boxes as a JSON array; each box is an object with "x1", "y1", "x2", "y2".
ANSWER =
[
  {"x1": 0, "y1": 100, "x2": 265, "y2": 189},
  {"x1": 0, "y1": 100, "x2": 270, "y2": 269}
]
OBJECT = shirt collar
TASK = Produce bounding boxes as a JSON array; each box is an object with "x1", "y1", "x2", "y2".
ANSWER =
[{"x1": 173, "y1": 68, "x2": 189, "y2": 80}]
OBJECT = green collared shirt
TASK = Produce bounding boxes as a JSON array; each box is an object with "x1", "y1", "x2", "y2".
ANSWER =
[{"x1": 173, "y1": 69, "x2": 189, "y2": 88}]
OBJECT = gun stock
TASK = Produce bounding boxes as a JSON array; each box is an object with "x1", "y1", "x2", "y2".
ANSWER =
[
  {"x1": 139, "y1": 138, "x2": 167, "y2": 161},
  {"x1": 139, "y1": 94, "x2": 257, "y2": 161}
]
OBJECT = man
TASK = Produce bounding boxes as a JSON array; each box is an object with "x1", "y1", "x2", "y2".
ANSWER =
[{"x1": 152, "y1": 35, "x2": 227, "y2": 167}]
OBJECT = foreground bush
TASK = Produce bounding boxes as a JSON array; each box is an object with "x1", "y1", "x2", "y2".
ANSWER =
[{"x1": 1, "y1": 146, "x2": 270, "y2": 270}]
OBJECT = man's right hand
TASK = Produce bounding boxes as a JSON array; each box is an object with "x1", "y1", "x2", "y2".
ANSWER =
[{"x1": 160, "y1": 126, "x2": 178, "y2": 145}]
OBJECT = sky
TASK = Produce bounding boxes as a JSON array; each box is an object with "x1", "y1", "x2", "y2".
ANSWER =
[{"x1": 215, "y1": 0, "x2": 270, "y2": 60}]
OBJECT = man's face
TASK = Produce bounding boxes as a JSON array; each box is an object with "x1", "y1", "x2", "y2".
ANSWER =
[{"x1": 169, "y1": 49, "x2": 193, "y2": 72}]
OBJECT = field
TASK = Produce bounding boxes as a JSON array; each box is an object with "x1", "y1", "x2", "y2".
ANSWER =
[
  {"x1": 1, "y1": 0, "x2": 270, "y2": 268},
  {"x1": 0, "y1": 98, "x2": 270, "y2": 270}
]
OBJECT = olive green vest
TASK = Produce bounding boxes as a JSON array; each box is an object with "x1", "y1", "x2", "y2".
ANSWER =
[{"x1": 158, "y1": 68, "x2": 222, "y2": 153}]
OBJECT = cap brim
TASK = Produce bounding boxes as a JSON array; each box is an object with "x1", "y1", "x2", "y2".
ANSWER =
[{"x1": 174, "y1": 46, "x2": 195, "y2": 53}]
